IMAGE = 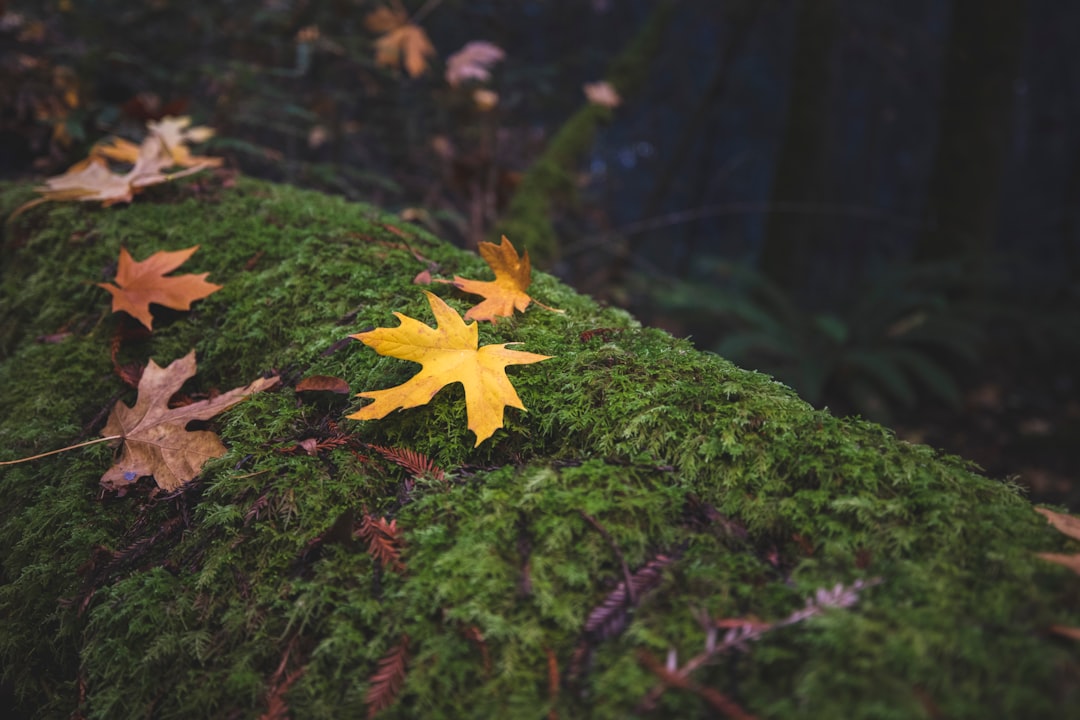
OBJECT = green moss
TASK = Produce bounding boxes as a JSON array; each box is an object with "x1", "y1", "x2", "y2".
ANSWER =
[{"x1": 1, "y1": 177, "x2": 1079, "y2": 719}]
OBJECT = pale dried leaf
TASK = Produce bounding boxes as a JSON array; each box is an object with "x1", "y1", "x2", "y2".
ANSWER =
[
  {"x1": 445, "y1": 41, "x2": 505, "y2": 87},
  {"x1": 101, "y1": 351, "x2": 278, "y2": 492},
  {"x1": 1036, "y1": 552, "x2": 1080, "y2": 575},
  {"x1": 1036, "y1": 507, "x2": 1080, "y2": 542},
  {"x1": 583, "y1": 81, "x2": 621, "y2": 108}
]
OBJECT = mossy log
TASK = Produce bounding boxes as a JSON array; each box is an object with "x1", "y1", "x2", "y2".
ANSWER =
[{"x1": 1, "y1": 176, "x2": 1078, "y2": 719}]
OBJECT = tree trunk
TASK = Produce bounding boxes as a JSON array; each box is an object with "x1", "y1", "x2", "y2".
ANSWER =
[
  {"x1": 758, "y1": 0, "x2": 839, "y2": 293},
  {"x1": 914, "y1": 0, "x2": 1029, "y2": 271}
]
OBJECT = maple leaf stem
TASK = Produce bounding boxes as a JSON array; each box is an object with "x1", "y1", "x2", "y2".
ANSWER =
[
  {"x1": 532, "y1": 298, "x2": 566, "y2": 315},
  {"x1": 7, "y1": 196, "x2": 51, "y2": 222},
  {"x1": 0, "y1": 435, "x2": 122, "y2": 466}
]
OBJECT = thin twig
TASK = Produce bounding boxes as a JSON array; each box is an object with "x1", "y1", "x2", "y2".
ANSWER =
[
  {"x1": 0, "y1": 435, "x2": 121, "y2": 466},
  {"x1": 579, "y1": 510, "x2": 635, "y2": 604},
  {"x1": 410, "y1": 0, "x2": 444, "y2": 24}
]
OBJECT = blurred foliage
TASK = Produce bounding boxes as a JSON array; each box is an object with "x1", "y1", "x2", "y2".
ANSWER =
[
  {"x1": 651, "y1": 260, "x2": 987, "y2": 423},
  {"x1": 0, "y1": 0, "x2": 576, "y2": 246}
]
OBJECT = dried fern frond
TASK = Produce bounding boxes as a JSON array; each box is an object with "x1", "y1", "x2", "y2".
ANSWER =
[
  {"x1": 357, "y1": 514, "x2": 406, "y2": 572},
  {"x1": 584, "y1": 552, "x2": 675, "y2": 638},
  {"x1": 366, "y1": 635, "x2": 410, "y2": 719},
  {"x1": 367, "y1": 443, "x2": 445, "y2": 481}
]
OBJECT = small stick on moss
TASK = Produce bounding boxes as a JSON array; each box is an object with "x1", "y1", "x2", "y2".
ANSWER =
[
  {"x1": 579, "y1": 510, "x2": 635, "y2": 604},
  {"x1": 0, "y1": 435, "x2": 121, "y2": 466},
  {"x1": 546, "y1": 647, "x2": 560, "y2": 720}
]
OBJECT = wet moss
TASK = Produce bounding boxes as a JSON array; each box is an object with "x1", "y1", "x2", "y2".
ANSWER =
[{"x1": 1, "y1": 176, "x2": 1078, "y2": 719}]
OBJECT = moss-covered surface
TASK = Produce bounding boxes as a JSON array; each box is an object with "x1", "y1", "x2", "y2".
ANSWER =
[{"x1": 1, "y1": 176, "x2": 1079, "y2": 719}]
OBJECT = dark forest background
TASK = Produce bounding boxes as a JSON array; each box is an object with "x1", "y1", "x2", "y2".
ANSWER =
[{"x1": 2, "y1": 0, "x2": 1078, "y2": 505}]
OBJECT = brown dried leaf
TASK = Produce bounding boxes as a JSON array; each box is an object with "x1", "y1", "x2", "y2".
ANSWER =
[
  {"x1": 100, "y1": 351, "x2": 278, "y2": 493},
  {"x1": 295, "y1": 375, "x2": 351, "y2": 394}
]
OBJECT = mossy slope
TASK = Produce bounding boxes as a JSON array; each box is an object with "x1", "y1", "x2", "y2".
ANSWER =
[{"x1": 1, "y1": 177, "x2": 1078, "y2": 719}]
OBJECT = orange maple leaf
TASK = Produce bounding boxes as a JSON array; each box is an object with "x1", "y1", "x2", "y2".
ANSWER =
[
  {"x1": 97, "y1": 245, "x2": 222, "y2": 331},
  {"x1": 100, "y1": 351, "x2": 278, "y2": 493},
  {"x1": 450, "y1": 235, "x2": 563, "y2": 322},
  {"x1": 348, "y1": 291, "x2": 551, "y2": 446},
  {"x1": 365, "y1": 5, "x2": 435, "y2": 77}
]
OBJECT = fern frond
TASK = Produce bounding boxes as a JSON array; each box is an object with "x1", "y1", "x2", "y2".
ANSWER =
[
  {"x1": 366, "y1": 635, "x2": 409, "y2": 719},
  {"x1": 367, "y1": 443, "x2": 445, "y2": 481},
  {"x1": 357, "y1": 515, "x2": 406, "y2": 572}
]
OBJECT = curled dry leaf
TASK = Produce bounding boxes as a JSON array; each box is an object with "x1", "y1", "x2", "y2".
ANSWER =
[
  {"x1": 100, "y1": 351, "x2": 278, "y2": 493},
  {"x1": 445, "y1": 41, "x2": 505, "y2": 87},
  {"x1": 295, "y1": 375, "x2": 351, "y2": 394},
  {"x1": 98, "y1": 245, "x2": 221, "y2": 331},
  {"x1": 449, "y1": 235, "x2": 563, "y2": 322},
  {"x1": 348, "y1": 291, "x2": 550, "y2": 446}
]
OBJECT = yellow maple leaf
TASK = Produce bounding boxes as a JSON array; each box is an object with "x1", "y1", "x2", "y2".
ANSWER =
[
  {"x1": 348, "y1": 291, "x2": 551, "y2": 446},
  {"x1": 366, "y1": 5, "x2": 435, "y2": 77},
  {"x1": 450, "y1": 235, "x2": 563, "y2": 323}
]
